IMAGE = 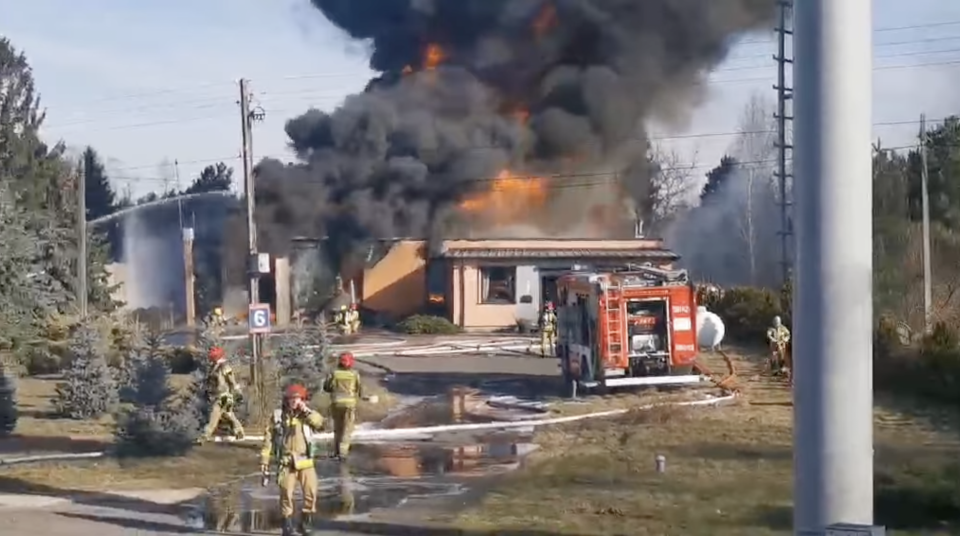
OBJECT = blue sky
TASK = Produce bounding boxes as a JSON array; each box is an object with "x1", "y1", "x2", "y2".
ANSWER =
[{"x1": 2, "y1": 0, "x2": 960, "y2": 198}]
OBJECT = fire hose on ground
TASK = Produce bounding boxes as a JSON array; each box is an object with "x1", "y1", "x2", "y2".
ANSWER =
[{"x1": 0, "y1": 393, "x2": 736, "y2": 466}]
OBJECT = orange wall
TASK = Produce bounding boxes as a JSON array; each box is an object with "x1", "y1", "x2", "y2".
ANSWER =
[{"x1": 361, "y1": 240, "x2": 426, "y2": 318}]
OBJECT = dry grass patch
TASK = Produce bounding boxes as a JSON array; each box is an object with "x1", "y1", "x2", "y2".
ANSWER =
[
  {"x1": 0, "y1": 443, "x2": 260, "y2": 492},
  {"x1": 452, "y1": 352, "x2": 960, "y2": 536}
]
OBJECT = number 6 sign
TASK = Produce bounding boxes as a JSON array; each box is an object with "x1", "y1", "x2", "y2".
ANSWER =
[{"x1": 248, "y1": 303, "x2": 272, "y2": 334}]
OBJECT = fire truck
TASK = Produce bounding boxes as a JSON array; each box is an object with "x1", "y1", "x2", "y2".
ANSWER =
[{"x1": 555, "y1": 264, "x2": 713, "y2": 397}]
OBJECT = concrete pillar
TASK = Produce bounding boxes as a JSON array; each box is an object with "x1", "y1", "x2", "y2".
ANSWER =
[
  {"x1": 274, "y1": 257, "x2": 291, "y2": 327},
  {"x1": 793, "y1": 0, "x2": 874, "y2": 531}
]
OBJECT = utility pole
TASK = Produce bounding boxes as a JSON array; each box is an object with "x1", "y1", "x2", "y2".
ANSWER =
[
  {"x1": 919, "y1": 113, "x2": 932, "y2": 332},
  {"x1": 239, "y1": 78, "x2": 258, "y2": 392},
  {"x1": 183, "y1": 227, "x2": 196, "y2": 327},
  {"x1": 774, "y1": 0, "x2": 794, "y2": 285},
  {"x1": 78, "y1": 160, "x2": 88, "y2": 318},
  {"x1": 793, "y1": 0, "x2": 875, "y2": 532},
  {"x1": 239, "y1": 78, "x2": 266, "y2": 420}
]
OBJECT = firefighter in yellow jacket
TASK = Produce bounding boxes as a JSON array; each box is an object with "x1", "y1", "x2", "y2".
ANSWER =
[
  {"x1": 323, "y1": 352, "x2": 365, "y2": 460},
  {"x1": 539, "y1": 302, "x2": 558, "y2": 357},
  {"x1": 198, "y1": 346, "x2": 245, "y2": 443},
  {"x1": 259, "y1": 384, "x2": 324, "y2": 536}
]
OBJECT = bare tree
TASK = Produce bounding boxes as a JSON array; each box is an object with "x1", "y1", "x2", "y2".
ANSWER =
[
  {"x1": 731, "y1": 93, "x2": 778, "y2": 284},
  {"x1": 664, "y1": 93, "x2": 782, "y2": 287},
  {"x1": 649, "y1": 145, "x2": 698, "y2": 225}
]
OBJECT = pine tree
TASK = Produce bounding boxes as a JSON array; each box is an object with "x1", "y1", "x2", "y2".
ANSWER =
[
  {"x1": 119, "y1": 332, "x2": 164, "y2": 404},
  {"x1": 54, "y1": 325, "x2": 118, "y2": 419},
  {"x1": 274, "y1": 319, "x2": 333, "y2": 400},
  {"x1": 114, "y1": 333, "x2": 196, "y2": 456},
  {"x1": 0, "y1": 361, "x2": 17, "y2": 435}
]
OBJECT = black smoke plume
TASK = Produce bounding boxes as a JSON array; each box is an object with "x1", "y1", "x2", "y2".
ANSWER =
[{"x1": 249, "y1": 0, "x2": 777, "y2": 265}]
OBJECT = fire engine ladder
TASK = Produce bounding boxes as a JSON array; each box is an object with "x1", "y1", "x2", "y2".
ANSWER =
[{"x1": 605, "y1": 283, "x2": 624, "y2": 358}]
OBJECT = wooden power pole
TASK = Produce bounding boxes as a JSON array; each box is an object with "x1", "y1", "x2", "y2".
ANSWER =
[
  {"x1": 919, "y1": 113, "x2": 932, "y2": 331},
  {"x1": 78, "y1": 160, "x2": 88, "y2": 318},
  {"x1": 239, "y1": 78, "x2": 267, "y2": 421},
  {"x1": 183, "y1": 227, "x2": 196, "y2": 327}
]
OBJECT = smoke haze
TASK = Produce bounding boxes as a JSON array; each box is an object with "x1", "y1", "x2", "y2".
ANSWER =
[{"x1": 252, "y1": 0, "x2": 777, "y2": 261}]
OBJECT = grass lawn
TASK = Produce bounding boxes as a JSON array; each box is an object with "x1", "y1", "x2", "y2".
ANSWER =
[
  {"x1": 451, "y1": 349, "x2": 960, "y2": 536},
  {"x1": 2, "y1": 368, "x2": 396, "y2": 492}
]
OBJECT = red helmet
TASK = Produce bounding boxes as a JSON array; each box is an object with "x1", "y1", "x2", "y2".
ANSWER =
[
  {"x1": 208, "y1": 346, "x2": 225, "y2": 361},
  {"x1": 285, "y1": 384, "x2": 308, "y2": 399},
  {"x1": 339, "y1": 352, "x2": 355, "y2": 368},
  {"x1": 545, "y1": 301, "x2": 555, "y2": 310},
  {"x1": 350, "y1": 303, "x2": 357, "y2": 310}
]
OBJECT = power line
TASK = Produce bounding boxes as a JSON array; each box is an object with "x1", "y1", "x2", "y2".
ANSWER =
[
  {"x1": 39, "y1": 20, "x2": 960, "y2": 117},
  {"x1": 41, "y1": 54, "x2": 960, "y2": 133},
  {"x1": 99, "y1": 115, "x2": 948, "y2": 179}
]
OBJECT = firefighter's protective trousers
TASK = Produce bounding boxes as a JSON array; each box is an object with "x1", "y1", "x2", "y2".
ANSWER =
[
  {"x1": 347, "y1": 310, "x2": 360, "y2": 334},
  {"x1": 202, "y1": 364, "x2": 244, "y2": 439},
  {"x1": 766, "y1": 325, "x2": 791, "y2": 371},
  {"x1": 260, "y1": 409, "x2": 324, "y2": 518},
  {"x1": 324, "y1": 368, "x2": 362, "y2": 456}
]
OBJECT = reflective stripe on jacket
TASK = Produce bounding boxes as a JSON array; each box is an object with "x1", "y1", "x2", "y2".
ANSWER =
[
  {"x1": 259, "y1": 408, "x2": 323, "y2": 466},
  {"x1": 324, "y1": 369, "x2": 362, "y2": 407}
]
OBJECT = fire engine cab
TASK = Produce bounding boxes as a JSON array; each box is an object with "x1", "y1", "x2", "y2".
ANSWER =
[{"x1": 555, "y1": 264, "x2": 706, "y2": 397}]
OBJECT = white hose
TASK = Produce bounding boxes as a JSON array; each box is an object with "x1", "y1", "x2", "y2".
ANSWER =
[
  {"x1": 217, "y1": 392, "x2": 736, "y2": 443},
  {"x1": 0, "y1": 393, "x2": 735, "y2": 464},
  {"x1": 0, "y1": 451, "x2": 106, "y2": 466}
]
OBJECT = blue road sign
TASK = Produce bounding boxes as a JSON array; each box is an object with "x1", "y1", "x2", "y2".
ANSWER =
[{"x1": 248, "y1": 303, "x2": 272, "y2": 334}]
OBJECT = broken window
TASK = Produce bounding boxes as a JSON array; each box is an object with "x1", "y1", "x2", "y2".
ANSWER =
[{"x1": 479, "y1": 266, "x2": 516, "y2": 304}]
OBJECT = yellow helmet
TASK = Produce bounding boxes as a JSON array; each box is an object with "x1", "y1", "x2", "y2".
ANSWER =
[
  {"x1": 213, "y1": 307, "x2": 223, "y2": 316},
  {"x1": 340, "y1": 304, "x2": 347, "y2": 310}
]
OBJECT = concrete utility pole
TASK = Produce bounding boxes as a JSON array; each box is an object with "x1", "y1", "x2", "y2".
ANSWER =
[
  {"x1": 239, "y1": 78, "x2": 259, "y2": 387},
  {"x1": 774, "y1": 0, "x2": 794, "y2": 285},
  {"x1": 78, "y1": 160, "x2": 88, "y2": 318},
  {"x1": 919, "y1": 114, "x2": 932, "y2": 332},
  {"x1": 793, "y1": 0, "x2": 875, "y2": 532}
]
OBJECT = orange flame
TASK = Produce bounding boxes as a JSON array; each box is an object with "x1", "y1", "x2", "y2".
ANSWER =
[
  {"x1": 424, "y1": 43, "x2": 445, "y2": 70},
  {"x1": 458, "y1": 169, "x2": 548, "y2": 222},
  {"x1": 532, "y1": 3, "x2": 558, "y2": 38}
]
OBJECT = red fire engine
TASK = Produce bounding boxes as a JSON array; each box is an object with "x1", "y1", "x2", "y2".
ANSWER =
[{"x1": 555, "y1": 264, "x2": 707, "y2": 397}]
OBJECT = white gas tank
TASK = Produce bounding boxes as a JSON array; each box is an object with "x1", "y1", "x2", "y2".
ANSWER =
[{"x1": 696, "y1": 306, "x2": 725, "y2": 350}]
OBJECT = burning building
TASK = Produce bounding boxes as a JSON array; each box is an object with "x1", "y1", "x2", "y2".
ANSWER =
[{"x1": 223, "y1": 0, "x2": 777, "y2": 320}]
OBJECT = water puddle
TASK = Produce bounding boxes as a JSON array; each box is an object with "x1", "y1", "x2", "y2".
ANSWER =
[{"x1": 184, "y1": 434, "x2": 535, "y2": 532}]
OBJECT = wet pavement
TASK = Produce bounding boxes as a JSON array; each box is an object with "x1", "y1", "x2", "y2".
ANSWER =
[
  {"x1": 184, "y1": 433, "x2": 535, "y2": 532},
  {"x1": 183, "y1": 393, "x2": 539, "y2": 532}
]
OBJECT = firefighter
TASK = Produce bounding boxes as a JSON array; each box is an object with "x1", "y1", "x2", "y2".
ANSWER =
[
  {"x1": 212, "y1": 306, "x2": 226, "y2": 328},
  {"x1": 346, "y1": 303, "x2": 361, "y2": 335},
  {"x1": 766, "y1": 315, "x2": 791, "y2": 374},
  {"x1": 334, "y1": 304, "x2": 350, "y2": 335},
  {"x1": 259, "y1": 384, "x2": 324, "y2": 536},
  {"x1": 323, "y1": 352, "x2": 367, "y2": 460},
  {"x1": 198, "y1": 346, "x2": 245, "y2": 443},
  {"x1": 538, "y1": 301, "x2": 557, "y2": 357}
]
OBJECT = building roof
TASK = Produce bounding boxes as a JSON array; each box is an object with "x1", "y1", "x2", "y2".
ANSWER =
[{"x1": 439, "y1": 247, "x2": 679, "y2": 260}]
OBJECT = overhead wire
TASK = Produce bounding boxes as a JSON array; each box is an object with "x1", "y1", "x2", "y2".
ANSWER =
[
  {"x1": 30, "y1": 20, "x2": 960, "y2": 193},
  {"x1": 39, "y1": 19, "x2": 960, "y2": 124}
]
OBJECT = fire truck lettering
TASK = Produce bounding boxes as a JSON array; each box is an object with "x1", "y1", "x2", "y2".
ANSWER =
[
  {"x1": 671, "y1": 305, "x2": 690, "y2": 314},
  {"x1": 673, "y1": 317, "x2": 692, "y2": 331},
  {"x1": 675, "y1": 344, "x2": 695, "y2": 352}
]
